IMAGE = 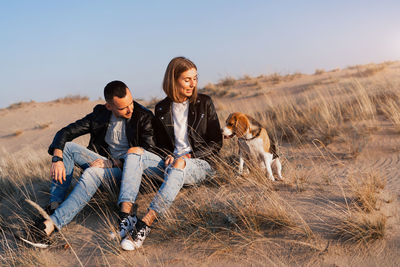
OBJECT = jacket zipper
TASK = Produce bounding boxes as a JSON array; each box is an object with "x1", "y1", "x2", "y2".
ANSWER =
[{"x1": 193, "y1": 113, "x2": 204, "y2": 132}]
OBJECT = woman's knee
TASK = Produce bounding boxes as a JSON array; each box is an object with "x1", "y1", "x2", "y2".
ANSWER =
[
  {"x1": 172, "y1": 158, "x2": 186, "y2": 169},
  {"x1": 164, "y1": 171, "x2": 185, "y2": 189},
  {"x1": 127, "y1": 147, "x2": 144, "y2": 155}
]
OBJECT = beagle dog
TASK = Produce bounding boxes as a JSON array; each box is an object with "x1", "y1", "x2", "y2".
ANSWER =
[{"x1": 222, "y1": 112, "x2": 283, "y2": 181}]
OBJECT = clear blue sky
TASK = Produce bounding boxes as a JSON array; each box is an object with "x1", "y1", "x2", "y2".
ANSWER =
[{"x1": 1, "y1": 0, "x2": 399, "y2": 108}]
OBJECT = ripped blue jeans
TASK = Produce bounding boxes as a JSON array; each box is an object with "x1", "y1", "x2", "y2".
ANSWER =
[
  {"x1": 118, "y1": 150, "x2": 214, "y2": 214},
  {"x1": 49, "y1": 143, "x2": 122, "y2": 229}
]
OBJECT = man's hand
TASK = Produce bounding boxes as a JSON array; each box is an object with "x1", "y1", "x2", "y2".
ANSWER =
[
  {"x1": 90, "y1": 158, "x2": 113, "y2": 168},
  {"x1": 51, "y1": 161, "x2": 66, "y2": 184},
  {"x1": 164, "y1": 155, "x2": 174, "y2": 167}
]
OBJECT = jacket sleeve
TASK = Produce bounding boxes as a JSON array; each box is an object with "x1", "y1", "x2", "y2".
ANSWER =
[
  {"x1": 138, "y1": 111, "x2": 158, "y2": 154},
  {"x1": 207, "y1": 98, "x2": 223, "y2": 154},
  {"x1": 48, "y1": 112, "x2": 94, "y2": 155},
  {"x1": 151, "y1": 116, "x2": 171, "y2": 160},
  {"x1": 195, "y1": 97, "x2": 223, "y2": 159}
]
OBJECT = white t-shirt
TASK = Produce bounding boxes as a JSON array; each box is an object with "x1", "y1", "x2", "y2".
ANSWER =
[{"x1": 172, "y1": 100, "x2": 192, "y2": 157}]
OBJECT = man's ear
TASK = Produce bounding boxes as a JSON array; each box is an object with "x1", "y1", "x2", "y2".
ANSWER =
[{"x1": 105, "y1": 102, "x2": 112, "y2": 111}]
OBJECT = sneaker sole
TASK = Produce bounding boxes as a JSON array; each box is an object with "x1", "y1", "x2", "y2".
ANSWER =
[
  {"x1": 120, "y1": 238, "x2": 138, "y2": 251},
  {"x1": 20, "y1": 199, "x2": 55, "y2": 249},
  {"x1": 19, "y1": 237, "x2": 49, "y2": 249}
]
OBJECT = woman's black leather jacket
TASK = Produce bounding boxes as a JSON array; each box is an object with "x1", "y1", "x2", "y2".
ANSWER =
[{"x1": 153, "y1": 93, "x2": 223, "y2": 163}]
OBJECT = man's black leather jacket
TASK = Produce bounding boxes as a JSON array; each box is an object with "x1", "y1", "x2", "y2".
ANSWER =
[
  {"x1": 153, "y1": 94, "x2": 223, "y2": 163},
  {"x1": 48, "y1": 101, "x2": 156, "y2": 159}
]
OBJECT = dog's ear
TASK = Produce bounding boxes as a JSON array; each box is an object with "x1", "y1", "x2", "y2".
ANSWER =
[
  {"x1": 235, "y1": 113, "x2": 249, "y2": 138},
  {"x1": 226, "y1": 113, "x2": 234, "y2": 124}
]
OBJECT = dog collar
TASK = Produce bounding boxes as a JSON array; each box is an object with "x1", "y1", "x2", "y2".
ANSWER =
[{"x1": 239, "y1": 128, "x2": 262, "y2": 141}]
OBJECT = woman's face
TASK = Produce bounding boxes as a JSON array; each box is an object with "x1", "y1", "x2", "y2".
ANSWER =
[{"x1": 176, "y1": 68, "x2": 197, "y2": 102}]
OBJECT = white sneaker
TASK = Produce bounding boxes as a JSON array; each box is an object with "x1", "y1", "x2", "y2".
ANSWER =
[{"x1": 120, "y1": 219, "x2": 151, "y2": 251}]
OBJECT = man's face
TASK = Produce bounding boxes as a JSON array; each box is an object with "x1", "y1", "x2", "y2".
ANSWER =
[{"x1": 106, "y1": 88, "x2": 134, "y2": 119}]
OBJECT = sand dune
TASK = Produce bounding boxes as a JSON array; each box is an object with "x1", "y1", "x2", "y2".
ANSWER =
[{"x1": 1, "y1": 61, "x2": 399, "y2": 266}]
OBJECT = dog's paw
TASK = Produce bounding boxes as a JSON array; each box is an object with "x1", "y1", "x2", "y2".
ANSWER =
[{"x1": 237, "y1": 168, "x2": 249, "y2": 176}]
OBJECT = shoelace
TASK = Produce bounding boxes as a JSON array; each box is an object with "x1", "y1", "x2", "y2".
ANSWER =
[
  {"x1": 120, "y1": 218, "x2": 130, "y2": 229},
  {"x1": 136, "y1": 227, "x2": 149, "y2": 240},
  {"x1": 138, "y1": 230, "x2": 145, "y2": 238}
]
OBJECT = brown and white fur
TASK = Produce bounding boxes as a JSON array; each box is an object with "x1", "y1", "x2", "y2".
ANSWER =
[{"x1": 222, "y1": 112, "x2": 283, "y2": 181}]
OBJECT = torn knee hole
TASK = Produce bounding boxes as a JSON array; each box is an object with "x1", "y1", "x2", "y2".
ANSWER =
[
  {"x1": 173, "y1": 158, "x2": 186, "y2": 169},
  {"x1": 127, "y1": 147, "x2": 144, "y2": 155}
]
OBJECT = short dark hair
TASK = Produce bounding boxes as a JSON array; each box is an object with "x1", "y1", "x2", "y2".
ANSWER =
[{"x1": 104, "y1": 80, "x2": 128, "y2": 102}]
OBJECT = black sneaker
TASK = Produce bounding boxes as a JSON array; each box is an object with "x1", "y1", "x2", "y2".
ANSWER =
[
  {"x1": 120, "y1": 219, "x2": 151, "y2": 251},
  {"x1": 110, "y1": 212, "x2": 137, "y2": 240},
  {"x1": 18, "y1": 218, "x2": 51, "y2": 248},
  {"x1": 45, "y1": 202, "x2": 59, "y2": 215}
]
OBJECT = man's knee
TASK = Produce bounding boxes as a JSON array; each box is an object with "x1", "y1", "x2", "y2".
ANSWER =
[
  {"x1": 63, "y1": 142, "x2": 82, "y2": 156},
  {"x1": 81, "y1": 167, "x2": 103, "y2": 185},
  {"x1": 172, "y1": 158, "x2": 186, "y2": 169},
  {"x1": 127, "y1": 147, "x2": 144, "y2": 155},
  {"x1": 63, "y1": 142, "x2": 75, "y2": 152}
]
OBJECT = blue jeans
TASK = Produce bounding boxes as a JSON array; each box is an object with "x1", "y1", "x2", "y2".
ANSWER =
[
  {"x1": 50, "y1": 142, "x2": 107, "y2": 203},
  {"x1": 118, "y1": 150, "x2": 214, "y2": 214},
  {"x1": 49, "y1": 142, "x2": 122, "y2": 229}
]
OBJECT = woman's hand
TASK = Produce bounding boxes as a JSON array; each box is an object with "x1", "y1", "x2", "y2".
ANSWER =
[
  {"x1": 164, "y1": 155, "x2": 174, "y2": 167},
  {"x1": 90, "y1": 159, "x2": 113, "y2": 168}
]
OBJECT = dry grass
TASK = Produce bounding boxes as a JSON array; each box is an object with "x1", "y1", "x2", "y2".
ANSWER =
[
  {"x1": 334, "y1": 211, "x2": 386, "y2": 244},
  {"x1": 145, "y1": 96, "x2": 162, "y2": 109},
  {"x1": 356, "y1": 64, "x2": 386, "y2": 77},
  {"x1": 242, "y1": 80, "x2": 379, "y2": 147},
  {"x1": 219, "y1": 76, "x2": 237, "y2": 87},
  {"x1": 53, "y1": 95, "x2": 89, "y2": 104},
  {"x1": 328, "y1": 170, "x2": 388, "y2": 246},
  {"x1": 5, "y1": 100, "x2": 36, "y2": 110},
  {"x1": 349, "y1": 172, "x2": 386, "y2": 212},
  {"x1": 12, "y1": 130, "x2": 23, "y2": 137},
  {"x1": 269, "y1": 73, "x2": 282, "y2": 84},
  {"x1": 34, "y1": 122, "x2": 52, "y2": 130},
  {"x1": 380, "y1": 97, "x2": 400, "y2": 132},
  {"x1": 1, "y1": 61, "x2": 399, "y2": 265}
]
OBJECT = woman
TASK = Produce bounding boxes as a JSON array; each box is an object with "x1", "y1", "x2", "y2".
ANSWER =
[{"x1": 117, "y1": 56, "x2": 222, "y2": 250}]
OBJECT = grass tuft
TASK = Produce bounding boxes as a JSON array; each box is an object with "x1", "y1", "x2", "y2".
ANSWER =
[
  {"x1": 334, "y1": 211, "x2": 386, "y2": 244},
  {"x1": 220, "y1": 76, "x2": 237, "y2": 87},
  {"x1": 349, "y1": 172, "x2": 386, "y2": 212},
  {"x1": 53, "y1": 95, "x2": 89, "y2": 104},
  {"x1": 12, "y1": 130, "x2": 23, "y2": 136}
]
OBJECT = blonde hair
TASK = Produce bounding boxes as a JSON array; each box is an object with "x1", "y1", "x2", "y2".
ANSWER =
[{"x1": 162, "y1": 56, "x2": 198, "y2": 103}]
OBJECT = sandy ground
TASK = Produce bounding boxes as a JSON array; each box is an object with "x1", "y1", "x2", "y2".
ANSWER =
[
  {"x1": 0, "y1": 99, "x2": 104, "y2": 156},
  {"x1": 1, "y1": 63, "x2": 399, "y2": 266}
]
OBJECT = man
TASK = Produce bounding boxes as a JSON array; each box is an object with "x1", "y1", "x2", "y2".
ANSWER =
[{"x1": 19, "y1": 80, "x2": 155, "y2": 248}]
